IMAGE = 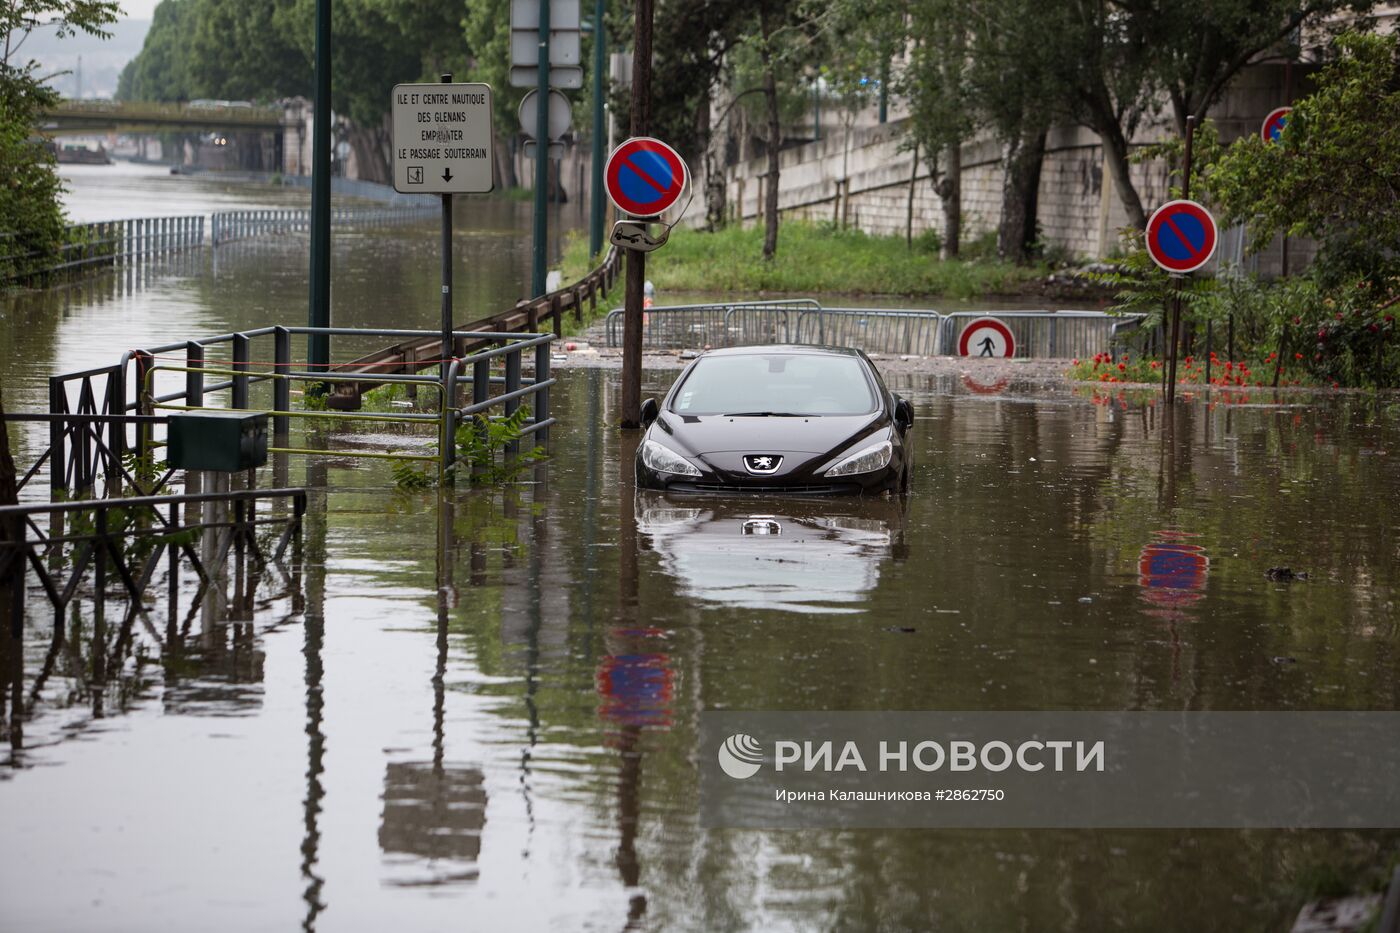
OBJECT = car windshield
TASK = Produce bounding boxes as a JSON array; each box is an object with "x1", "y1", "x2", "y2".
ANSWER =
[{"x1": 670, "y1": 353, "x2": 876, "y2": 416}]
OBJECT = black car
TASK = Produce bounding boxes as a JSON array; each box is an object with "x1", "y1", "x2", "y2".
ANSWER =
[{"x1": 635, "y1": 345, "x2": 914, "y2": 494}]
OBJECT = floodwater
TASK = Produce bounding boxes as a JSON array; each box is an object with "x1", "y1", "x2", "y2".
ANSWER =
[{"x1": 1, "y1": 164, "x2": 1399, "y2": 931}]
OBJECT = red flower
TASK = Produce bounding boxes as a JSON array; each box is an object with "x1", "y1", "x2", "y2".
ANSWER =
[
  {"x1": 1118, "y1": 362, "x2": 1126, "y2": 372},
  {"x1": 1295, "y1": 352, "x2": 1304, "y2": 360}
]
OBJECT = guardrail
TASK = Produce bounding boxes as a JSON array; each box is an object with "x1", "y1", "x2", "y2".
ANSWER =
[
  {"x1": 794, "y1": 307, "x2": 943, "y2": 356},
  {"x1": 603, "y1": 300, "x2": 821, "y2": 348},
  {"x1": 934, "y1": 311, "x2": 1146, "y2": 359},
  {"x1": 606, "y1": 300, "x2": 1146, "y2": 359},
  {"x1": 210, "y1": 206, "x2": 437, "y2": 245},
  {"x1": 2, "y1": 216, "x2": 204, "y2": 287},
  {"x1": 22, "y1": 246, "x2": 622, "y2": 497},
  {"x1": 30, "y1": 325, "x2": 554, "y2": 497}
]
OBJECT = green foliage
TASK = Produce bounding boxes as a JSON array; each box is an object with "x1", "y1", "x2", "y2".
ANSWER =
[
  {"x1": 910, "y1": 227, "x2": 942, "y2": 256},
  {"x1": 391, "y1": 458, "x2": 435, "y2": 490},
  {"x1": 120, "y1": 449, "x2": 168, "y2": 492},
  {"x1": 299, "y1": 382, "x2": 328, "y2": 410},
  {"x1": 1205, "y1": 32, "x2": 1400, "y2": 298},
  {"x1": 2, "y1": 0, "x2": 119, "y2": 283},
  {"x1": 454, "y1": 405, "x2": 546, "y2": 486},
  {"x1": 635, "y1": 221, "x2": 1042, "y2": 298}
]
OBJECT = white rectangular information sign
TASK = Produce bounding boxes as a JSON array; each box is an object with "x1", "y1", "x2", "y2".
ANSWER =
[{"x1": 391, "y1": 82, "x2": 494, "y2": 194}]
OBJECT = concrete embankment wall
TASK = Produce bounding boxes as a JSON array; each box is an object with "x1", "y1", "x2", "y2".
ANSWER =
[{"x1": 700, "y1": 63, "x2": 1308, "y2": 273}]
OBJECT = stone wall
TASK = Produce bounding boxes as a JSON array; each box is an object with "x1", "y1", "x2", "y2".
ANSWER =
[{"x1": 700, "y1": 62, "x2": 1309, "y2": 273}]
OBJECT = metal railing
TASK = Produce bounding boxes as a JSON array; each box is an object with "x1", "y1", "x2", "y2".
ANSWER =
[
  {"x1": 0, "y1": 487, "x2": 307, "y2": 620},
  {"x1": 794, "y1": 307, "x2": 943, "y2": 356},
  {"x1": 2, "y1": 216, "x2": 204, "y2": 286},
  {"x1": 210, "y1": 206, "x2": 437, "y2": 245},
  {"x1": 22, "y1": 245, "x2": 624, "y2": 497},
  {"x1": 31, "y1": 325, "x2": 554, "y2": 497},
  {"x1": 607, "y1": 299, "x2": 1146, "y2": 359},
  {"x1": 933, "y1": 311, "x2": 1146, "y2": 359},
  {"x1": 604, "y1": 299, "x2": 822, "y2": 348}
]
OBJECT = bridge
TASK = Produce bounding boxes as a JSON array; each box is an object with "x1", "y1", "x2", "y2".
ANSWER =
[{"x1": 37, "y1": 99, "x2": 285, "y2": 135}]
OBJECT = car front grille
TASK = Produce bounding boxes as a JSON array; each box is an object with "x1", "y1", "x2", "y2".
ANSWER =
[{"x1": 667, "y1": 482, "x2": 864, "y2": 496}]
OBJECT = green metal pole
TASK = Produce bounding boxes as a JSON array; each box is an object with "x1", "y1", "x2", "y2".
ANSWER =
[
  {"x1": 590, "y1": 0, "x2": 607, "y2": 259},
  {"x1": 308, "y1": 0, "x2": 331, "y2": 371},
  {"x1": 531, "y1": 0, "x2": 552, "y2": 298}
]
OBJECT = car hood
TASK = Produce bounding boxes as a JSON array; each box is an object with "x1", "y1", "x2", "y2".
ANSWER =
[{"x1": 652, "y1": 411, "x2": 884, "y2": 456}]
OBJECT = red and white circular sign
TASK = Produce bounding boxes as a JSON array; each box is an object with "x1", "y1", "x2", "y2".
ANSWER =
[
  {"x1": 604, "y1": 137, "x2": 688, "y2": 217},
  {"x1": 958, "y1": 317, "x2": 1016, "y2": 358},
  {"x1": 1145, "y1": 199, "x2": 1218, "y2": 275},
  {"x1": 1261, "y1": 106, "x2": 1292, "y2": 143}
]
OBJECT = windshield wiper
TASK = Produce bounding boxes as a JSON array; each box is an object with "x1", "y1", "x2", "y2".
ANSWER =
[{"x1": 721, "y1": 411, "x2": 805, "y2": 417}]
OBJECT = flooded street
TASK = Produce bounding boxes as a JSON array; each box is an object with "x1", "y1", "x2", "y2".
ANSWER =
[{"x1": 2, "y1": 167, "x2": 1399, "y2": 931}]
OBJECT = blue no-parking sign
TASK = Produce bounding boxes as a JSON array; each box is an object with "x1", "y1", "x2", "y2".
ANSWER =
[
  {"x1": 1261, "y1": 106, "x2": 1292, "y2": 143},
  {"x1": 1145, "y1": 199, "x2": 1218, "y2": 275},
  {"x1": 605, "y1": 137, "x2": 688, "y2": 218}
]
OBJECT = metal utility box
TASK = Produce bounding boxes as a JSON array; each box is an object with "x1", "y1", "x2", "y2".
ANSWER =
[{"x1": 167, "y1": 411, "x2": 268, "y2": 472}]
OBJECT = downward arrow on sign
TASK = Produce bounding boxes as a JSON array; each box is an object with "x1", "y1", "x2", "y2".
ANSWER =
[{"x1": 442, "y1": 168, "x2": 454, "y2": 182}]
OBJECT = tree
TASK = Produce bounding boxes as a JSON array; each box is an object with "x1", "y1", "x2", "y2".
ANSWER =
[
  {"x1": 1046, "y1": 0, "x2": 1375, "y2": 232},
  {"x1": 900, "y1": 0, "x2": 972, "y2": 259},
  {"x1": 649, "y1": 0, "x2": 746, "y2": 229},
  {"x1": 115, "y1": 0, "x2": 194, "y2": 101},
  {"x1": 1207, "y1": 31, "x2": 1400, "y2": 296},
  {"x1": 737, "y1": 0, "x2": 819, "y2": 260},
  {"x1": 2, "y1": 0, "x2": 119, "y2": 279}
]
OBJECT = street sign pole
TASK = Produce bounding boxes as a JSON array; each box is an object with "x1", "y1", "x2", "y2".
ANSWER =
[
  {"x1": 390, "y1": 79, "x2": 495, "y2": 403},
  {"x1": 308, "y1": 0, "x2": 331, "y2": 373},
  {"x1": 1165, "y1": 116, "x2": 1196, "y2": 405},
  {"x1": 590, "y1": 0, "x2": 607, "y2": 258},
  {"x1": 621, "y1": 0, "x2": 654, "y2": 430},
  {"x1": 532, "y1": 0, "x2": 551, "y2": 298},
  {"x1": 440, "y1": 74, "x2": 454, "y2": 379}
]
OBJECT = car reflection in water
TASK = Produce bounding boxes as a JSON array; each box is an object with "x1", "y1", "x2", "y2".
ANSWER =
[{"x1": 636, "y1": 494, "x2": 909, "y2": 614}]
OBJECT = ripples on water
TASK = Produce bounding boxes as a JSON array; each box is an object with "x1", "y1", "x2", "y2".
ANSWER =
[{"x1": 1, "y1": 169, "x2": 1397, "y2": 930}]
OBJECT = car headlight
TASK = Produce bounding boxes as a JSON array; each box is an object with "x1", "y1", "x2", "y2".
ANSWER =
[
  {"x1": 641, "y1": 439, "x2": 701, "y2": 476},
  {"x1": 824, "y1": 439, "x2": 893, "y2": 477}
]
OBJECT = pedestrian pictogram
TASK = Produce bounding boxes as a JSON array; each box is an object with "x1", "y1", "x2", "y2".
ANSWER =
[
  {"x1": 1261, "y1": 106, "x2": 1292, "y2": 144},
  {"x1": 605, "y1": 137, "x2": 688, "y2": 218},
  {"x1": 958, "y1": 317, "x2": 1016, "y2": 358},
  {"x1": 1145, "y1": 199, "x2": 1218, "y2": 275}
]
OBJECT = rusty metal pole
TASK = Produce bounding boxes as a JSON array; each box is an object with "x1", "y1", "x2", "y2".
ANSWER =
[
  {"x1": 1165, "y1": 116, "x2": 1196, "y2": 405},
  {"x1": 620, "y1": 0, "x2": 653, "y2": 429}
]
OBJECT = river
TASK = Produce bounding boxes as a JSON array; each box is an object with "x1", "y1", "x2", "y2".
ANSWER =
[{"x1": 0, "y1": 163, "x2": 1397, "y2": 931}]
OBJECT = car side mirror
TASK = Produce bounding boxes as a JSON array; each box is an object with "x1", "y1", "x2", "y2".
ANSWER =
[
  {"x1": 894, "y1": 397, "x2": 915, "y2": 432},
  {"x1": 640, "y1": 397, "x2": 660, "y2": 427}
]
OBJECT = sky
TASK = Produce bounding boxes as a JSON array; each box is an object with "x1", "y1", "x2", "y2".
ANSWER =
[{"x1": 119, "y1": 0, "x2": 162, "y2": 19}]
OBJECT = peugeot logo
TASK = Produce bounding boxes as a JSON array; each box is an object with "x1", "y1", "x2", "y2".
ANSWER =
[{"x1": 744, "y1": 454, "x2": 782, "y2": 475}]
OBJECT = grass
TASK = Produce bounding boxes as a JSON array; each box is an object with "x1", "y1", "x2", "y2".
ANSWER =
[{"x1": 562, "y1": 221, "x2": 1045, "y2": 300}]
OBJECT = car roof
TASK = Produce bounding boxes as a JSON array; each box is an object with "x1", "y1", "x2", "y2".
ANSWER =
[{"x1": 693, "y1": 344, "x2": 865, "y2": 359}]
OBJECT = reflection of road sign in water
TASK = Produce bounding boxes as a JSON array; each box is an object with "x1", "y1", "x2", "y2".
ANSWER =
[
  {"x1": 961, "y1": 373, "x2": 1010, "y2": 395},
  {"x1": 958, "y1": 317, "x2": 1016, "y2": 358},
  {"x1": 1145, "y1": 199, "x2": 1218, "y2": 274},
  {"x1": 1261, "y1": 106, "x2": 1292, "y2": 143},
  {"x1": 1139, "y1": 535, "x2": 1209, "y2": 608},
  {"x1": 605, "y1": 137, "x2": 687, "y2": 218}
]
